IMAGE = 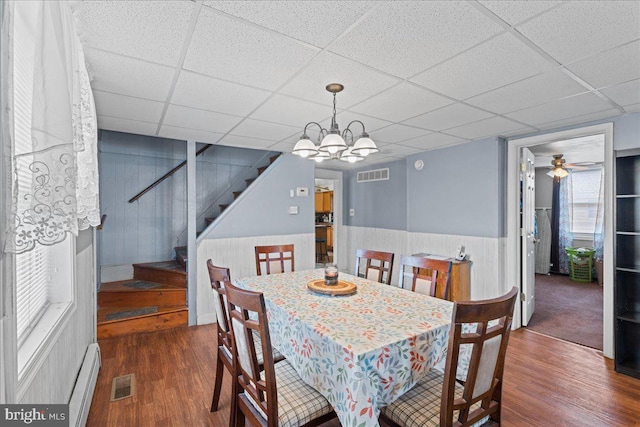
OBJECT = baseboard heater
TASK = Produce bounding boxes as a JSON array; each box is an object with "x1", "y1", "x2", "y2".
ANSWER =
[{"x1": 68, "y1": 343, "x2": 101, "y2": 427}]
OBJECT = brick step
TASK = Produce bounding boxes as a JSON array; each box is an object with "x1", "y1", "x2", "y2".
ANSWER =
[
  {"x1": 99, "y1": 280, "x2": 186, "y2": 309},
  {"x1": 97, "y1": 305, "x2": 188, "y2": 339},
  {"x1": 133, "y1": 261, "x2": 186, "y2": 288}
]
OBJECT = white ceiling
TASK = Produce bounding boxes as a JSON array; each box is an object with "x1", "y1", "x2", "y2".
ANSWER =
[{"x1": 74, "y1": 0, "x2": 640, "y2": 169}]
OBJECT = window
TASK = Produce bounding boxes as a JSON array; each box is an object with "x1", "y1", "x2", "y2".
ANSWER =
[
  {"x1": 13, "y1": 1, "x2": 75, "y2": 379},
  {"x1": 570, "y1": 168, "x2": 603, "y2": 235}
]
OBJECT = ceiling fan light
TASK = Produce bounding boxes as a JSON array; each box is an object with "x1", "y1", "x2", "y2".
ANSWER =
[
  {"x1": 350, "y1": 134, "x2": 379, "y2": 156},
  {"x1": 547, "y1": 167, "x2": 569, "y2": 178},
  {"x1": 292, "y1": 136, "x2": 318, "y2": 158}
]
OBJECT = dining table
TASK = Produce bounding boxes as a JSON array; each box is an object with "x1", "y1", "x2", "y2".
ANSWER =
[{"x1": 234, "y1": 268, "x2": 469, "y2": 427}]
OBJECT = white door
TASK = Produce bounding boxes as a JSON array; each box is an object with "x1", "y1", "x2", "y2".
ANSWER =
[{"x1": 521, "y1": 147, "x2": 536, "y2": 326}]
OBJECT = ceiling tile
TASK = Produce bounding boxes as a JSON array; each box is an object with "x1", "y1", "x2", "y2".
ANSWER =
[
  {"x1": 536, "y1": 109, "x2": 621, "y2": 131},
  {"x1": 94, "y1": 91, "x2": 165, "y2": 123},
  {"x1": 368, "y1": 124, "x2": 430, "y2": 144},
  {"x1": 217, "y1": 134, "x2": 277, "y2": 150},
  {"x1": 465, "y1": 68, "x2": 588, "y2": 114},
  {"x1": 399, "y1": 133, "x2": 467, "y2": 151},
  {"x1": 411, "y1": 33, "x2": 553, "y2": 100},
  {"x1": 163, "y1": 105, "x2": 243, "y2": 134},
  {"x1": 279, "y1": 52, "x2": 400, "y2": 108},
  {"x1": 267, "y1": 140, "x2": 297, "y2": 153},
  {"x1": 84, "y1": 49, "x2": 174, "y2": 102},
  {"x1": 249, "y1": 94, "x2": 331, "y2": 127},
  {"x1": 376, "y1": 143, "x2": 424, "y2": 157},
  {"x1": 75, "y1": 0, "x2": 194, "y2": 66},
  {"x1": 401, "y1": 103, "x2": 494, "y2": 131},
  {"x1": 157, "y1": 125, "x2": 224, "y2": 144},
  {"x1": 446, "y1": 116, "x2": 535, "y2": 140},
  {"x1": 229, "y1": 119, "x2": 299, "y2": 141},
  {"x1": 349, "y1": 82, "x2": 453, "y2": 122},
  {"x1": 328, "y1": 111, "x2": 394, "y2": 133},
  {"x1": 171, "y1": 71, "x2": 271, "y2": 117},
  {"x1": 329, "y1": 1, "x2": 502, "y2": 78},
  {"x1": 624, "y1": 103, "x2": 640, "y2": 113},
  {"x1": 517, "y1": 1, "x2": 640, "y2": 64},
  {"x1": 478, "y1": 1, "x2": 561, "y2": 26},
  {"x1": 183, "y1": 7, "x2": 319, "y2": 90},
  {"x1": 566, "y1": 40, "x2": 640, "y2": 89},
  {"x1": 600, "y1": 79, "x2": 640, "y2": 107},
  {"x1": 202, "y1": 1, "x2": 374, "y2": 48},
  {"x1": 97, "y1": 115, "x2": 158, "y2": 136},
  {"x1": 505, "y1": 92, "x2": 617, "y2": 126}
]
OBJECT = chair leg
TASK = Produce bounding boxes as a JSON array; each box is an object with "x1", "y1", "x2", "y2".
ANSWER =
[
  {"x1": 230, "y1": 378, "x2": 241, "y2": 427},
  {"x1": 210, "y1": 354, "x2": 225, "y2": 412}
]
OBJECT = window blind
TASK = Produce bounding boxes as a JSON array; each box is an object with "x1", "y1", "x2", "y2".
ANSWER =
[
  {"x1": 16, "y1": 245, "x2": 51, "y2": 345},
  {"x1": 570, "y1": 169, "x2": 603, "y2": 235}
]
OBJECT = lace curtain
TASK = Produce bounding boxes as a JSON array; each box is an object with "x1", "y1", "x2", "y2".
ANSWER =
[{"x1": 4, "y1": 1, "x2": 99, "y2": 254}]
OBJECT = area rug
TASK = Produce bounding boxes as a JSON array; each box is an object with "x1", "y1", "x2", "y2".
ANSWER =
[
  {"x1": 123, "y1": 280, "x2": 161, "y2": 290},
  {"x1": 526, "y1": 273, "x2": 602, "y2": 350},
  {"x1": 106, "y1": 306, "x2": 158, "y2": 321}
]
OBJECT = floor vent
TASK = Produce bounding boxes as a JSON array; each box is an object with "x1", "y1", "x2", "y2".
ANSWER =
[
  {"x1": 110, "y1": 374, "x2": 135, "y2": 401},
  {"x1": 357, "y1": 167, "x2": 389, "y2": 183}
]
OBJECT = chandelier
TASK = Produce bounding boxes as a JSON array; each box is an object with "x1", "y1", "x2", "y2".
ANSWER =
[{"x1": 292, "y1": 83, "x2": 379, "y2": 163}]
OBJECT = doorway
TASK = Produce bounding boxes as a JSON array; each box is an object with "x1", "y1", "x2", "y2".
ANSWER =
[
  {"x1": 525, "y1": 135, "x2": 605, "y2": 350},
  {"x1": 314, "y1": 169, "x2": 343, "y2": 268},
  {"x1": 507, "y1": 123, "x2": 615, "y2": 358}
]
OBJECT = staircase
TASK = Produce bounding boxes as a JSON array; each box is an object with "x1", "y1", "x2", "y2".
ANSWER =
[
  {"x1": 97, "y1": 153, "x2": 282, "y2": 338},
  {"x1": 97, "y1": 258, "x2": 187, "y2": 339}
]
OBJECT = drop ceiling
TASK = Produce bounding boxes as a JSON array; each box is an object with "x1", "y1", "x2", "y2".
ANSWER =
[{"x1": 74, "y1": 1, "x2": 640, "y2": 169}]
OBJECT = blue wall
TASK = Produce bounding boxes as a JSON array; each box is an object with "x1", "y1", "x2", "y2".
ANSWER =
[
  {"x1": 343, "y1": 159, "x2": 407, "y2": 231},
  {"x1": 203, "y1": 154, "x2": 315, "y2": 239}
]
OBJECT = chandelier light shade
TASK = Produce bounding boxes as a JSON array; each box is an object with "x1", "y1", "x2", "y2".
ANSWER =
[{"x1": 292, "y1": 83, "x2": 378, "y2": 162}]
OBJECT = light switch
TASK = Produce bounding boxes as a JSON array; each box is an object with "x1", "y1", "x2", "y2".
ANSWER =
[
  {"x1": 290, "y1": 189, "x2": 295, "y2": 198},
  {"x1": 289, "y1": 206, "x2": 299, "y2": 215},
  {"x1": 349, "y1": 208, "x2": 355, "y2": 216}
]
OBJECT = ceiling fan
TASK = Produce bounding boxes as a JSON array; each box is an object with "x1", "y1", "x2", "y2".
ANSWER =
[{"x1": 546, "y1": 154, "x2": 596, "y2": 178}]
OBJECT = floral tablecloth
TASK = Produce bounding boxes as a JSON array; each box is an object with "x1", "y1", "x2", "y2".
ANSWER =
[{"x1": 234, "y1": 269, "x2": 459, "y2": 427}]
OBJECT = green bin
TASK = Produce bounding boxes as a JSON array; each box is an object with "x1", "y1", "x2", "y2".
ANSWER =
[{"x1": 564, "y1": 247, "x2": 595, "y2": 283}]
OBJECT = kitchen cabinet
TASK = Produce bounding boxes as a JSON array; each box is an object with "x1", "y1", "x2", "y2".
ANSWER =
[
  {"x1": 327, "y1": 226, "x2": 333, "y2": 249},
  {"x1": 315, "y1": 191, "x2": 333, "y2": 213}
]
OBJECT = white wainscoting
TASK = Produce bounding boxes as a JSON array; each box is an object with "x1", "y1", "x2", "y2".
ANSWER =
[
  {"x1": 196, "y1": 233, "x2": 315, "y2": 325},
  {"x1": 343, "y1": 226, "x2": 506, "y2": 300}
]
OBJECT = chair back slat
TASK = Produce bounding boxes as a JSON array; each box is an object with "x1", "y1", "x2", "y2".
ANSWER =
[
  {"x1": 206, "y1": 260, "x2": 231, "y2": 342},
  {"x1": 255, "y1": 244, "x2": 295, "y2": 276},
  {"x1": 354, "y1": 249, "x2": 394, "y2": 285},
  {"x1": 441, "y1": 287, "x2": 518, "y2": 427},
  {"x1": 225, "y1": 281, "x2": 278, "y2": 424},
  {"x1": 399, "y1": 255, "x2": 452, "y2": 299}
]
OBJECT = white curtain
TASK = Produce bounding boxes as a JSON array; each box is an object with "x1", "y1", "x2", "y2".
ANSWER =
[
  {"x1": 4, "y1": 0, "x2": 99, "y2": 254},
  {"x1": 558, "y1": 173, "x2": 574, "y2": 274},
  {"x1": 593, "y1": 167, "x2": 605, "y2": 260}
]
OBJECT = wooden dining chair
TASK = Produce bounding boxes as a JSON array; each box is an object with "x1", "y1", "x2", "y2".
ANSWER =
[
  {"x1": 206, "y1": 260, "x2": 283, "y2": 415},
  {"x1": 399, "y1": 255, "x2": 453, "y2": 300},
  {"x1": 224, "y1": 281, "x2": 337, "y2": 427},
  {"x1": 354, "y1": 249, "x2": 395, "y2": 285},
  {"x1": 380, "y1": 287, "x2": 518, "y2": 427},
  {"x1": 254, "y1": 244, "x2": 294, "y2": 275}
]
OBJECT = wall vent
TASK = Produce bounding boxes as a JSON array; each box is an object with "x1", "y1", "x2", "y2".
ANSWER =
[{"x1": 357, "y1": 168, "x2": 389, "y2": 183}]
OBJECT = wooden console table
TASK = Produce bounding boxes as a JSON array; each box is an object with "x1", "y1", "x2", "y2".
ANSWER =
[{"x1": 410, "y1": 253, "x2": 472, "y2": 301}]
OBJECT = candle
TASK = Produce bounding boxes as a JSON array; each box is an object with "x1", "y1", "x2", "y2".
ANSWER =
[{"x1": 324, "y1": 264, "x2": 338, "y2": 286}]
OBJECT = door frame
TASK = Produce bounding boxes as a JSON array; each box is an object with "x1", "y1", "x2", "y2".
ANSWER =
[
  {"x1": 314, "y1": 168, "x2": 343, "y2": 265},
  {"x1": 506, "y1": 123, "x2": 614, "y2": 358}
]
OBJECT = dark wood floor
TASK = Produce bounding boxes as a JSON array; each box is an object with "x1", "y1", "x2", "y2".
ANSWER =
[{"x1": 86, "y1": 325, "x2": 640, "y2": 427}]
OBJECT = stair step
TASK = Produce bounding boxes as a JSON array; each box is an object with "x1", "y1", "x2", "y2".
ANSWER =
[
  {"x1": 174, "y1": 246, "x2": 187, "y2": 269},
  {"x1": 245, "y1": 178, "x2": 255, "y2": 185},
  {"x1": 99, "y1": 280, "x2": 186, "y2": 308},
  {"x1": 233, "y1": 191, "x2": 243, "y2": 199},
  {"x1": 97, "y1": 305, "x2": 187, "y2": 339},
  {"x1": 269, "y1": 154, "x2": 281, "y2": 164},
  {"x1": 133, "y1": 261, "x2": 186, "y2": 288},
  {"x1": 257, "y1": 166, "x2": 267, "y2": 175},
  {"x1": 205, "y1": 217, "x2": 216, "y2": 226},
  {"x1": 219, "y1": 204, "x2": 229, "y2": 212}
]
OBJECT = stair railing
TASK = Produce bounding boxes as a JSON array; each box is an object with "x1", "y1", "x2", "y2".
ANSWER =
[
  {"x1": 128, "y1": 145, "x2": 211, "y2": 203},
  {"x1": 175, "y1": 151, "x2": 277, "y2": 245}
]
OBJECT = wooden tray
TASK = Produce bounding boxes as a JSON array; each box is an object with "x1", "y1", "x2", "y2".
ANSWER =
[{"x1": 307, "y1": 279, "x2": 357, "y2": 296}]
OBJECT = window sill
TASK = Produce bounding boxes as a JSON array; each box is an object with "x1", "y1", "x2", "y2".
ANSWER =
[{"x1": 16, "y1": 300, "x2": 76, "y2": 400}]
